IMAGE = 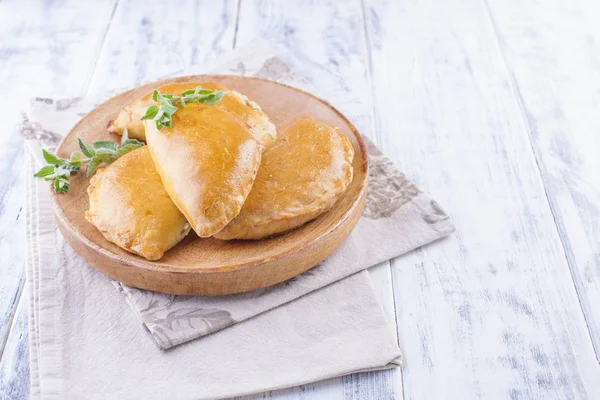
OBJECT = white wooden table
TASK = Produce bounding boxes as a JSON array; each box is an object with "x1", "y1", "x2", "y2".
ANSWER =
[{"x1": 1, "y1": 0, "x2": 600, "y2": 398}]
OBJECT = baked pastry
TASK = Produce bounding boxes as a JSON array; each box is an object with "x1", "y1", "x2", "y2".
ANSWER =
[
  {"x1": 107, "y1": 82, "x2": 276, "y2": 147},
  {"x1": 214, "y1": 116, "x2": 354, "y2": 240},
  {"x1": 203, "y1": 82, "x2": 277, "y2": 147},
  {"x1": 144, "y1": 102, "x2": 262, "y2": 237},
  {"x1": 85, "y1": 146, "x2": 191, "y2": 260}
]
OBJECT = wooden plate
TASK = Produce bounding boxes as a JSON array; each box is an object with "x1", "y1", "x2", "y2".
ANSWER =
[{"x1": 52, "y1": 75, "x2": 367, "y2": 296}]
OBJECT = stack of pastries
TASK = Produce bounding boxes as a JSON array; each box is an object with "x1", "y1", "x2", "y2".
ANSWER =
[{"x1": 85, "y1": 82, "x2": 355, "y2": 260}]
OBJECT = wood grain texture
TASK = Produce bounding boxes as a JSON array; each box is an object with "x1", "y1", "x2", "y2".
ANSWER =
[
  {"x1": 77, "y1": 0, "x2": 400, "y2": 397},
  {"x1": 0, "y1": 129, "x2": 26, "y2": 358},
  {"x1": 5, "y1": 0, "x2": 397, "y2": 393},
  {"x1": 0, "y1": 0, "x2": 118, "y2": 102},
  {"x1": 1, "y1": 2, "x2": 236, "y2": 392},
  {"x1": 364, "y1": 0, "x2": 600, "y2": 399},
  {"x1": 0, "y1": 297, "x2": 29, "y2": 399},
  {"x1": 6, "y1": 0, "x2": 600, "y2": 399},
  {"x1": 54, "y1": 75, "x2": 367, "y2": 296},
  {"x1": 0, "y1": 0, "x2": 117, "y2": 362},
  {"x1": 37, "y1": 2, "x2": 384, "y2": 398},
  {"x1": 236, "y1": 0, "x2": 402, "y2": 398},
  {"x1": 482, "y1": 0, "x2": 600, "y2": 358},
  {"x1": 86, "y1": 0, "x2": 238, "y2": 94}
]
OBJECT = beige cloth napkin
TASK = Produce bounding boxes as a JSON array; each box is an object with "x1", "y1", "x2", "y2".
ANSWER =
[
  {"x1": 25, "y1": 160, "x2": 403, "y2": 400},
  {"x1": 23, "y1": 43, "x2": 454, "y2": 399}
]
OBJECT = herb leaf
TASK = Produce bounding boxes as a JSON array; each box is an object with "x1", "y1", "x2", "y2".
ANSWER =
[
  {"x1": 203, "y1": 91, "x2": 225, "y2": 105},
  {"x1": 35, "y1": 136, "x2": 146, "y2": 193},
  {"x1": 115, "y1": 141, "x2": 144, "y2": 158},
  {"x1": 69, "y1": 151, "x2": 85, "y2": 166},
  {"x1": 155, "y1": 91, "x2": 178, "y2": 116},
  {"x1": 94, "y1": 148, "x2": 118, "y2": 163},
  {"x1": 93, "y1": 141, "x2": 118, "y2": 151},
  {"x1": 86, "y1": 157, "x2": 103, "y2": 177},
  {"x1": 53, "y1": 176, "x2": 70, "y2": 193},
  {"x1": 34, "y1": 165, "x2": 56, "y2": 178},
  {"x1": 78, "y1": 137, "x2": 95, "y2": 158},
  {"x1": 140, "y1": 105, "x2": 159, "y2": 121},
  {"x1": 43, "y1": 149, "x2": 64, "y2": 166},
  {"x1": 140, "y1": 86, "x2": 225, "y2": 130},
  {"x1": 60, "y1": 163, "x2": 80, "y2": 173}
]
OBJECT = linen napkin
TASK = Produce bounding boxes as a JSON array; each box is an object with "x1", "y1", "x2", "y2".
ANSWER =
[
  {"x1": 25, "y1": 158, "x2": 404, "y2": 400},
  {"x1": 22, "y1": 43, "x2": 454, "y2": 350},
  {"x1": 23, "y1": 43, "x2": 454, "y2": 399}
]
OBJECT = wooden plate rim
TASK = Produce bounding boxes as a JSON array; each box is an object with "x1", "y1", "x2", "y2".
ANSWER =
[{"x1": 51, "y1": 75, "x2": 368, "y2": 274}]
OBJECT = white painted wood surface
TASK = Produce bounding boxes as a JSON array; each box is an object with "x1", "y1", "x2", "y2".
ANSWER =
[
  {"x1": 482, "y1": 0, "x2": 600, "y2": 358},
  {"x1": 235, "y1": 1, "x2": 400, "y2": 398},
  {"x1": 0, "y1": 0, "x2": 117, "y2": 346},
  {"x1": 364, "y1": 0, "x2": 600, "y2": 398},
  {"x1": 1, "y1": 0, "x2": 599, "y2": 399},
  {"x1": 85, "y1": 0, "x2": 238, "y2": 95},
  {"x1": 0, "y1": 1, "x2": 119, "y2": 398}
]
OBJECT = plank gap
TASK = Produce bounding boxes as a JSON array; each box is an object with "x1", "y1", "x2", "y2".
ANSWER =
[
  {"x1": 0, "y1": 295, "x2": 30, "y2": 400},
  {"x1": 479, "y1": 0, "x2": 600, "y2": 363},
  {"x1": 359, "y1": 0, "x2": 380, "y2": 145},
  {"x1": 0, "y1": 281, "x2": 24, "y2": 361},
  {"x1": 232, "y1": 0, "x2": 242, "y2": 49},
  {"x1": 82, "y1": 0, "x2": 121, "y2": 96}
]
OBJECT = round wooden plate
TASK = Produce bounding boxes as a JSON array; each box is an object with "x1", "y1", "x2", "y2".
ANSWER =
[{"x1": 52, "y1": 75, "x2": 367, "y2": 296}]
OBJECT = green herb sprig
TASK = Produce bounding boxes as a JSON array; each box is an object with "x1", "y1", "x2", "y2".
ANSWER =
[
  {"x1": 34, "y1": 129, "x2": 144, "y2": 193},
  {"x1": 140, "y1": 86, "x2": 225, "y2": 130}
]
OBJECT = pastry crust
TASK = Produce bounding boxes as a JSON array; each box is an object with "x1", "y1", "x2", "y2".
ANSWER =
[
  {"x1": 107, "y1": 82, "x2": 277, "y2": 147},
  {"x1": 85, "y1": 146, "x2": 191, "y2": 260},
  {"x1": 214, "y1": 116, "x2": 354, "y2": 240},
  {"x1": 144, "y1": 102, "x2": 263, "y2": 237}
]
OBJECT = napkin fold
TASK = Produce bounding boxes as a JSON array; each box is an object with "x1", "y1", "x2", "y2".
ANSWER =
[
  {"x1": 23, "y1": 43, "x2": 454, "y2": 350},
  {"x1": 23, "y1": 42, "x2": 454, "y2": 399},
  {"x1": 26, "y1": 157, "x2": 403, "y2": 400}
]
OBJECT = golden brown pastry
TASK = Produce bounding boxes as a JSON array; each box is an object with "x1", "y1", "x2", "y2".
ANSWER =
[
  {"x1": 107, "y1": 82, "x2": 276, "y2": 147},
  {"x1": 144, "y1": 102, "x2": 263, "y2": 237},
  {"x1": 85, "y1": 146, "x2": 191, "y2": 260},
  {"x1": 203, "y1": 82, "x2": 277, "y2": 147},
  {"x1": 214, "y1": 116, "x2": 354, "y2": 240}
]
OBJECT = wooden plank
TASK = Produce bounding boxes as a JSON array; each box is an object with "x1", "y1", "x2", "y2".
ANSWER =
[
  {"x1": 1, "y1": 1, "x2": 236, "y2": 398},
  {"x1": 3, "y1": 1, "x2": 402, "y2": 399},
  {"x1": 236, "y1": 1, "x2": 401, "y2": 398},
  {"x1": 235, "y1": 0, "x2": 373, "y2": 123},
  {"x1": 0, "y1": 0, "x2": 118, "y2": 104},
  {"x1": 364, "y1": 0, "x2": 600, "y2": 398},
  {"x1": 0, "y1": 130, "x2": 26, "y2": 358},
  {"x1": 0, "y1": 0, "x2": 118, "y2": 361},
  {"x1": 86, "y1": 0, "x2": 239, "y2": 94},
  {"x1": 0, "y1": 296, "x2": 30, "y2": 400},
  {"x1": 482, "y1": 0, "x2": 600, "y2": 357}
]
